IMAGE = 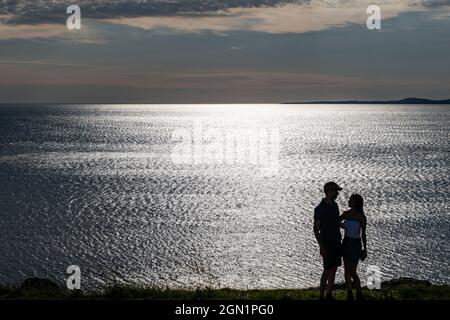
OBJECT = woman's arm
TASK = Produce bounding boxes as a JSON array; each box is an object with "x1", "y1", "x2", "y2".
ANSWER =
[
  {"x1": 339, "y1": 210, "x2": 350, "y2": 221},
  {"x1": 361, "y1": 214, "x2": 367, "y2": 250}
]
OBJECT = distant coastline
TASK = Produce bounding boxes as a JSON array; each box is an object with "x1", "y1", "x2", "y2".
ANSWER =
[
  {"x1": 1, "y1": 98, "x2": 450, "y2": 105},
  {"x1": 283, "y1": 98, "x2": 450, "y2": 105}
]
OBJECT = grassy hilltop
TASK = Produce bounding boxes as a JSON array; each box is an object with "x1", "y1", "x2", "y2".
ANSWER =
[{"x1": 1, "y1": 277, "x2": 449, "y2": 300}]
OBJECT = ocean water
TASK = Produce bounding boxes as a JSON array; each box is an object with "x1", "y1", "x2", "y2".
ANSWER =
[{"x1": 0, "y1": 104, "x2": 449, "y2": 289}]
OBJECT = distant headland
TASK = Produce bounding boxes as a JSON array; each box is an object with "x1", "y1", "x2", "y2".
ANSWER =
[{"x1": 283, "y1": 98, "x2": 450, "y2": 105}]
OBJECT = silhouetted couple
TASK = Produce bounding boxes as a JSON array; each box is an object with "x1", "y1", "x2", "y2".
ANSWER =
[{"x1": 313, "y1": 182, "x2": 367, "y2": 300}]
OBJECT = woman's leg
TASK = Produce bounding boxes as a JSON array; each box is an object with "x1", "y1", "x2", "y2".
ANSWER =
[
  {"x1": 349, "y1": 262, "x2": 361, "y2": 294},
  {"x1": 343, "y1": 258, "x2": 354, "y2": 300},
  {"x1": 343, "y1": 258, "x2": 352, "y2": 291}
]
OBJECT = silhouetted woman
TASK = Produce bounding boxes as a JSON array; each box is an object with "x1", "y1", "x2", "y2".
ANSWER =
[{"x1": 339, "y1": 194, "x2": 367, "y2": 300}]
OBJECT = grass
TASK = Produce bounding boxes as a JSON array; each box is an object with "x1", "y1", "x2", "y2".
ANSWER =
[{"x1": 1, "y1": 283, "x2": 449, "y2": 300}]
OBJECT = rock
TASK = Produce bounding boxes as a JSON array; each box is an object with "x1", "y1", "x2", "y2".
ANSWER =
[
  {"x1": 20, "y1": 278, "x2": 60, "y2": 292},
  {"x1": 333, "y1": 278, "x2": 432, "y2": 290},
  {"x1": 381, "y1": 277, "x2": 431, "y2": 288}
]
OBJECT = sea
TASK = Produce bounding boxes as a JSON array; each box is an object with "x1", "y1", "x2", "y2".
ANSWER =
[{"x1": 0, "y1": 103, "x2": 448, "y2": 289}]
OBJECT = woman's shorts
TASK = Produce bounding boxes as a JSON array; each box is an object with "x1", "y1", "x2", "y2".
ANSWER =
[{"x1": 342, "y1": 237, "x2": 362, "y2": 264}]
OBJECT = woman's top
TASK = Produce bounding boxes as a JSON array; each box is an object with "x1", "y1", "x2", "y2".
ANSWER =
[{"x1": 343, "y1": 218, "x2": 361, "y2": 239}]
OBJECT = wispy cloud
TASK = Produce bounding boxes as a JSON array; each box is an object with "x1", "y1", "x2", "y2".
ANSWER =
[
  {"x1": 0, "y1": 23, "x2": 67, "y2": 39},
  {"x1": 0, "y1": 60, "x2": 78, "y2": 67},
  {"x1": 0, "y1": 61, "x2": 431, "y2": 89},
  {"x1": 0, "y1": 17, "x2": 107, "y2": 41}
]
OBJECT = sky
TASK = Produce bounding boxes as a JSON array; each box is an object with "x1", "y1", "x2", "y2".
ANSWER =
[{"x1": 0, "y1": 0, "x2": 449, "y2": 103}]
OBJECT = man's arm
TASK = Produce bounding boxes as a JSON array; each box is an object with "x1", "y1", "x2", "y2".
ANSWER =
[{"x1": 314, "y1": 220, "x2": 326, "y2": 257}]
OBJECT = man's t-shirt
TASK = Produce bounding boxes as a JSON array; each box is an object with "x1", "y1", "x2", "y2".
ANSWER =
[{"x1": 314, "y1": 199, "x2": 342, "y2": 245}]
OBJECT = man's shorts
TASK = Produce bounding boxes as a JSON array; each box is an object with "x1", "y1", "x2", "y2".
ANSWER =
[{"x1": 323, "y1": 242, "x2": 342, "y2": 270}]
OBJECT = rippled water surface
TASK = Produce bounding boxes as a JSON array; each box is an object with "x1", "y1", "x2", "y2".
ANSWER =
[{"x1": 0, "y1": 104, "x2": 449, "y2": 289}]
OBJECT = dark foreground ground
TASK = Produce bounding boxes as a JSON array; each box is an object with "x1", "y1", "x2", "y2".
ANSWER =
[{"x1": 0, "y1": 277, "x2": 449, "y2": 300}]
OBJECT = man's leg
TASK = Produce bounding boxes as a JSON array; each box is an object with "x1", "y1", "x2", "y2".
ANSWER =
[
  {"x1": 320, "y1": 269, "x2": 331, "y2": 299},
  {"x1": 326, "y1": 266, "x2": 338, "y2": 297}
]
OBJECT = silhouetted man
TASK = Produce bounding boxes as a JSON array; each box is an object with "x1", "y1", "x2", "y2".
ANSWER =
[{"x1": 313, "y1": 182, "x2": 343, "y2": 300}]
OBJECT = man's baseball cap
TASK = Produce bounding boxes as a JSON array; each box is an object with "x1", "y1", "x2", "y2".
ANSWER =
[{"x1": 324, "y1": 181, "x2": 343, "y2": 192}]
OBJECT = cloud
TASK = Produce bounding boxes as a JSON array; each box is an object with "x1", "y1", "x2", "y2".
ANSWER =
[
  {"x1": 102, "y1": 1, "x2": 425, "y2": 34},
  {"x1": 0, "y1": 60, "x2": 359, "y2": 87},
  {"x1": 0, "y1": 59, "x2": 431, "y2": 90},
  {"x1": 1, "y1": 64, "x2": 441, "y2": 103},
  {"x1": 2, "y1": 0, "x2": 448, "y2": 25},
  {"x1": 0, "y1": 0, "x2": 308, "y2": 24},
  {"x1": 0, "y1": 15, "x2": 105, "y2": 41},
  {"x1": 0, "y1": 23, "x2": 67, "y2": 39},
  {"x1": 420, "y1": 0, "x2": 450, "y2": 7},
  {"x1": 1, "y1": 0, "x2": 449, "y2": 39}
]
